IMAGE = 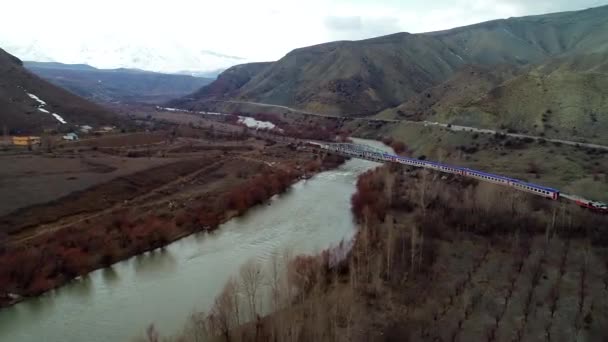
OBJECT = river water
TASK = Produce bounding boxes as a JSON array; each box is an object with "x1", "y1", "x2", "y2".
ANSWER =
[{"x1": 0, "y1": 139, "x2": 388, "y2": 342}]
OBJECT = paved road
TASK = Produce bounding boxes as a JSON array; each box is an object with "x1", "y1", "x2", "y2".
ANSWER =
[
  {"x1": 424, "y1": 122, "x2": 608, "y2": 151},
  {"x1": 206, "y1": 100, "x2": 608, "y2": 151},
  {"x1": 203, "y1": 99, "x2": 366, "y2": 120}
]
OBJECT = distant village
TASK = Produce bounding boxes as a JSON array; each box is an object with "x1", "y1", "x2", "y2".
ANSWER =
[{"x1": 2, "y1": 125, "x2": 116, "y2": 149}]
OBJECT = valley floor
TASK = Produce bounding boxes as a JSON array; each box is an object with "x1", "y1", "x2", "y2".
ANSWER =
[
  {"x1": 169, "y1": 163, "x2": 608, "y2": 342},
  {"x1": 0, "y1": 119, "x2": 342, "y2": 308},
  {"x1": 175, "y1": 100, "x2": 608, "y2": 203}
]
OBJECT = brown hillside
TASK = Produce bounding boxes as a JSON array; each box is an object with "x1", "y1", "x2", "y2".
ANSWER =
[
  {"x1": 472, "y1": 61, "x2": 608, "y2": 142},
  {"x1": 376, "y1": 64, "x2": 522, "y2": 120},
  {"x1": 169, "y1": 62, "x2": 272, "y2": 108},
  {"x1": 0, "y1": 48, "x2": 120, "y2": 134},
  {"x1": 172, "y1": 5, "x2": 608, "y2": 117}
]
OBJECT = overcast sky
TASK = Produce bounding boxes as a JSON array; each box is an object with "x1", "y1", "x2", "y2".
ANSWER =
[{"x1": 1, "y1": 0, "x2": 607, "y2": 63}]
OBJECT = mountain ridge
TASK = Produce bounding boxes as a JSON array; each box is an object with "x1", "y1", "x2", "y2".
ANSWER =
[
  {"x1": 1, "y1": 39, "x2": 245, "y2": 74},
  {"x1": 376, "y1": 51, "x2": 608, "y2": 144},
  {"x1": 25, "y1": 61, "x2": 213, "y2": 105},
  {"x1": 171, "y1": 5, "x2": 608, "y2": 117}
]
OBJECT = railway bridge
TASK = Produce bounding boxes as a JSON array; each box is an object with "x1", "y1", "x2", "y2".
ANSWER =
[
  {"x1": 312, "y1": 142, "x2": 608, "y2": 214},
  {"x1": 246, "y1": 129, "x2": 607, "y2": 213}
]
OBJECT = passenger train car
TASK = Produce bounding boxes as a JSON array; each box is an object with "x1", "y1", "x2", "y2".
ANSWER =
[
  {"x1": 575, "y1": 200, "x2": 608, "y2": 214},
  {"x1": 308, "y1": 141, "x2": 561, "y2": 201},
  {"x1": 306, "y1": 141, "x2": 608, "y2": 213},
  {"x1": 382, "y1": 153, "x2": 560, "y2": 200}
]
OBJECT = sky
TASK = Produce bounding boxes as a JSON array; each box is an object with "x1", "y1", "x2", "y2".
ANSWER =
[{"x1": 1, "y1": 0, "x2": 607, "y2": 70}]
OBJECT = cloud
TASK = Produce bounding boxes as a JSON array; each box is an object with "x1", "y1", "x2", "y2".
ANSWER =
[
  {"x1": 324, "y1": 15, "x2": 402, "y2": 40},
  {"x1": 324, "y1": 16, "x2": 363, "y2": 31},
  {"x1": 199, "y1": 50, "x2": 245, "y2": 61},
  {"x1": 0, "y1": 0, "x2": 606, "y2": 68}
]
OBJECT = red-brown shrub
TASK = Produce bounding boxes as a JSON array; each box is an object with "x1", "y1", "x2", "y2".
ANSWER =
[{"x1": 390, "y1": 141, "x2": 407, "y2": 155}]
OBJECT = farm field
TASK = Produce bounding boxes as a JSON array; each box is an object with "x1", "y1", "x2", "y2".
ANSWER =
[{"x1": 0, "y1": 117, "x2": 343, "y2": 307}]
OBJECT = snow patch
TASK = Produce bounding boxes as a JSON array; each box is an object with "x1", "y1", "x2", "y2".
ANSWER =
[
  {"x1": 52, "y1": 113, "x2": 67, "y2": 124},
  {"x1": 24, "y1": 90, "x2": 67, "y2": 124},
  {"x1": 162, "y1": 107, "x2": 183, "y2": 112},
  {"x1": 450, "y1": 50, "x2": 464, "y2": 62},
  {"x1": 156, "y1": 107, "x2": 281, "y2": 131},
  {"x1": 27, "y1": 92, "x2": 46, "y2": 106},
  {"x1": 501, "y1": 27, "x2": 526, "y2": 43},
  {"x1": 237, "y1": 116, "x2": 276, "y2": 130}
]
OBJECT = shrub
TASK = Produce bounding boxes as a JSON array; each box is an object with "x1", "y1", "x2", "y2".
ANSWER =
[{"x1": 390, "y1": 141, "x2": 407, "y2": 154}]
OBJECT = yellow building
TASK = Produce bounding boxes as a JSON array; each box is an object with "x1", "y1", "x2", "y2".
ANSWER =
[{"x1": 12, "y1": 136, "x2": 40, "y2": 146}]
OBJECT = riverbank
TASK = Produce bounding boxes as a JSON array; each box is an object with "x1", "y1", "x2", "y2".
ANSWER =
[
  {"x1": 178, "y1": 163, "x2": 608, "y2": 341},
  {"x1": 0, "y1": 138, "x2": 386, "y2": 342},
  {"x1": 0, "y1": 131, "x2": 344, "y2": 309}
]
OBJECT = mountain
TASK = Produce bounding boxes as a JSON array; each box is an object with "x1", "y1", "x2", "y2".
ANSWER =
[
  {"x1": 172, "y1": 5, "x2": 608, "y2": 117},
  {"x1": 24, "y1": 62, "x2": 97, "y2": 71},
  {"x1": 0, "y1": 49, "x2": 120, "y2": 134},
  {"x1": 177, "y1": 69, "x2": 225, "y2": 79},
  {"x1": 460, "y1": 55, "x2": 608, "y2": 142},
  {"x1": 169, "y1": 62, "x2": 272, "y2": 107},
  {"x1": 377, "y1": 52, "x2": 608, "y2": 143},
  {"x1": 375, "y1": 64, "x2": 523, "y2": 120},
  {"x1": 25, "y1": 61, "x2": 213, "y2": 104},
  {"x1": 1, "y1": 38, "x2": 245, "y2": 74}
]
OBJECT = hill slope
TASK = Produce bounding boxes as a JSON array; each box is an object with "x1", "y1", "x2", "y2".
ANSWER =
[
  {"x1": 25, "y1": 61, "x2": 213, "y2": 104},
  {"x1": 375, "y1": 64, "x2": 523, "y2": 120},
  {"x1": 470, "y1": 56, "x2": 608, "y2": 142},
  {"x1": 377, "y1": 52, "x2": 608, "y2": 144},
  {"x1": 0, "y1": 49, "x2": 119, "y2": 134},
  {"x1": 167, "y1": 62, "x2": 272, "y2": 108},
  {"x1": 172, "y1": 5, "x2": 608, "y2": 116}
]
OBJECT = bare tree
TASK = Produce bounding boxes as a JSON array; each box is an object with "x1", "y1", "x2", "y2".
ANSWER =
[
  {"x1": 41, "y1": 133, "x2": 53, "y2": 153},
  {"x1": 383, "y1": 168, "x2": 396, "y2": 207},
  {"x1": 225, "y1": 277, "x2": 241, "y2": 327},
  {"x1": 385, "y1": 214, "x2": 395, "y2": 279},
  {"x1": 208, "y1": 279, "x2": 239, "y2": 341},
  {"x1": 415, "y1": 170, "x2": 438, "y2": 217},
  {"x1": 240, "y1": 259, "x2": 265, "y2": 320},
  {"x1": 411, "y1": 225, "x2": 418, "y2": 274},
  {"x1": 408, "y1": 223, "x2": 425, "y2": 275},
  {"x1": 186, "y1": 312, "x2": 210, "y2": 342},
  {"x1": 281, "y1": 247, "x2": 295, "y2": 305},
  {"x1": 268, "y1": 252, "x2": 283, "y2": 313},
  {"x1": 355, "y1": 205, "x2": 374, "y2": 283},
  {"x1": 145, "y1": 324, "x2": 160, "y2": 342}
]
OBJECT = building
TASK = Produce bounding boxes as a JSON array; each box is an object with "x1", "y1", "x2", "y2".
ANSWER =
[
  {"x1": 62, "y1": 133, "x2": 79, "y2": 141},
  {"x1": 79, "y1": 125, "x2": 93, "y2": 133},
  {"x1": 12, "y1": 136, "x2": 40, "y2": 146},
  {"x1": 93, "y1": 126, "x2": 115, "y2": 135}
]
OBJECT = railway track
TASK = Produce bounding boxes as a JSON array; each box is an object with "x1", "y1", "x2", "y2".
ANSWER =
[
  {"x1": 311, "y1": 141, "x2": 607, "y2": 214},
  {"x1": 214, "y1": 126, "x2": 607, "y2": 215}
]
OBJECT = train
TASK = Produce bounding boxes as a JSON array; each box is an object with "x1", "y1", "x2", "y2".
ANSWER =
[
  {"x1": 575, "y1": 200, "x2": 608, "y2": 214},
  {"x1": 307, "y1": 140, "x2": 608, "y2": 214},
  {"x1": 381, "y1": 153, "x2": 561, "y2": 200}
]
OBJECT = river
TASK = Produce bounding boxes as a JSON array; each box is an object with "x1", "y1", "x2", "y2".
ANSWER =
[{"x1": 0, "y1": 138, "x2": 388, "y2": 342}]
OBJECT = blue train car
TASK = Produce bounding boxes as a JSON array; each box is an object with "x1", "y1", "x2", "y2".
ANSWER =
[{"x1": 382, "y1": 152, "x2": 560, "y2": 200}]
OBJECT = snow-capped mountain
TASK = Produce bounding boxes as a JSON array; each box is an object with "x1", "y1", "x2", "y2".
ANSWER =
[{"x1": 1, "y1": 36, "x2": 246, "y2": 74}]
